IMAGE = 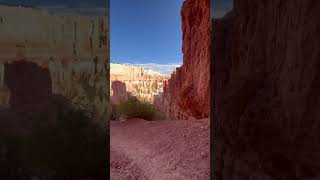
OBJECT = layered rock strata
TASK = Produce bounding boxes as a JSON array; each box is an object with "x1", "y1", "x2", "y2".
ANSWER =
[
  {"x1": 154, "y1": 0, "x2": 210, "y2": 120},
  {"x1": 110, "y1": 63, "x2": 169, "y2": 103},
  {"x1": 0, "y1": 5, "x2": 109, "y2": 122},
  {"x1": 213, "y1": 0, "x2": 320, "y2": 179}
]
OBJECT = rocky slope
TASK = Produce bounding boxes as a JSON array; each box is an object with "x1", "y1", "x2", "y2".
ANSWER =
[
  {"x1": 0, "y1": 5, "x2": 109, "y2": 122},
  {"x1": 213, "y1": 0, "x2": 320, "y2": 179},
  {"x1": 154, "y1": 0, "x2": 210, "y2": 120},
  {"x1": 110, "y1": 118, "x2": 210, "y2": 180},
  {"x1": 110, "y1": 63, "x2": 169, "y2": 103}
]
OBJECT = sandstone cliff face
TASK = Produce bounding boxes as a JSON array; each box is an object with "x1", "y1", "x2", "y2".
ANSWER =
[
  {"x1": 213, "y1": 0, "x2": 320, "y2": 179},
  {"x1": 154, "y1": 0, "x2": 210, "y2": 120},
  {"x1": 110, "y1": 63, "x2": 169, "y2": 103},
  {"x1": 0, "y1": 5, "x2": 109, "y2": 122}
]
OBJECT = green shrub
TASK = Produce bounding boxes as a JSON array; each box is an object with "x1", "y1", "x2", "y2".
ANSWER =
[{"x1": 115, "y1": 97, "x2": 164, "y2": 121}]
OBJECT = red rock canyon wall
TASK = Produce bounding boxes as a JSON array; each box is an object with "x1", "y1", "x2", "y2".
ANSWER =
[
  {"x1": 154, "y1": 0, "x2": 210, "y2": 120},
  {"x1": 213, "y1": 0, "x2": 320, "y2": 179}
]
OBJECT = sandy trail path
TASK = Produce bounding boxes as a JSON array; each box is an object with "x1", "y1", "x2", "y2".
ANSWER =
[{"x1": 110, "y1": 118, "x2": 210, "y2": 180}]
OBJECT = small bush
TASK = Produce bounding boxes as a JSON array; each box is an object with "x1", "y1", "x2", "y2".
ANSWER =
[{"x1": 114, "y1": 97, "x2": 164, "y2": 121}]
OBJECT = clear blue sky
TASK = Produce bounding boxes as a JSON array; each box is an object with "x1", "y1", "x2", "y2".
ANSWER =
[{"x1": 110, "y1": 0, "x2": 184, "y2": 65}]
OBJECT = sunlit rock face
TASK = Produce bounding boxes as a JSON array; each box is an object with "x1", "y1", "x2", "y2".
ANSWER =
[
  {"x1": 154, "y1": 0, "x2": 210, "y2": 120},
  {"x1": 110, "y1": 63, "x2": 169, "y2": 103},
  {"x1": 0, "y1": 5, "x2": 109, "y2": 121},
  {"x1": 213, "y1": 0, "x2": 320, "y2": 179}
]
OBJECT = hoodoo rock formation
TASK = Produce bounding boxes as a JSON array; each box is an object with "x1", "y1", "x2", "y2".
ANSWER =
[
  {"x1": 213, "y1": 0, "x2": 320, "y2": 179},
  {"x1": 0, "y1": 5, "x2": 109, "y2": 121},
  {"x1": 110, "y1": 81, "x2": 129, "y2": 105},
  {"x1": 110, "y1": 63, "x2": 169, "y2": 103},
  {"x1": 4, "y1": 60, "x2": 52, "y2": 109},
  {"x1": 154, "y1": 0, "x2": 210, "y2": 120},
  {"x1": 0, "y1": 61, "x2": 54, "y2": 136}
]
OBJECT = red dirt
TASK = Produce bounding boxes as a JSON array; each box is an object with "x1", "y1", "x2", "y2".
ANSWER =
[{"x1": 110, "y1": 118, "x2": 210, "y2": 180}]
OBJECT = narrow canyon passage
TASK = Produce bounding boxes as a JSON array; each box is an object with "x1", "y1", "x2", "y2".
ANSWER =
[
  {"x1": 110, "y1": 0, "x2": 210, "y2": 179},
  {"x1": 110, "y1": 118, "x2": 210, "y2": 180}
]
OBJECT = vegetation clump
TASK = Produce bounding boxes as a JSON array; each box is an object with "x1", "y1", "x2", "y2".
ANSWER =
[{"x1": 111, "y1": 97, "x2": 164, "y2": 121}]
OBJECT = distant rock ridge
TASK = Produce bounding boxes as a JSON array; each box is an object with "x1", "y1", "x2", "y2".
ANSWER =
[
  {"x1": 120, "y1": 63, "x2": 181, "y2": 75},
  {"x1": 154, "y1": 0, "x2": 210, "y2": 120},
  {"x1": 110, "y1": 63, "x2": 169, "y2": 103}
]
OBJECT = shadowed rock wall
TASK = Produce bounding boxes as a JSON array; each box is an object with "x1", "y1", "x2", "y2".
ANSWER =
[
  {"x1": 213, "y1": 0, "x2": 320, "y2": 179},
  {"x1": 4, "y1": 60, "x2": 52, "y2": 109}
]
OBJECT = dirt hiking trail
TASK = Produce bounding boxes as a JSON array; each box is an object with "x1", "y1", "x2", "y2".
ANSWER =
[{"x1": 110, "y1": 118, "x2": 210, "y2": 180}]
